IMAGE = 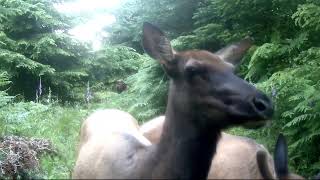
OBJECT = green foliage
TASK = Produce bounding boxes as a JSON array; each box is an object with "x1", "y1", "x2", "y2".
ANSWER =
[
  {"x1": 194, "y1": 0, "x2": 305, "y2": 42},
  {"x1": 172, "y1": 23, "x2": 233, "y2": 51},
  {"x1": 293, "y1": 3, "x2": 320, "y2": 32},
  {"x1": 0, "y1": 90, "x2": 11, "y2": 107},
  {"x1": 122, "y1": 58, "x2": 168, "y2": 121},
  {"x1": 107, "y1": 0, "x2": 202, "y2": 51},
  {"x1": 254, "y1": 47, "x2": 320, "y2": 175},
  {"x1": 88, "y1": 46, "x2": 144, "y2": 84},
  {"x1": 0, "y1": 102, "x2": 88, "y2": 178},
  {"x1": 92, "y1": 55, "x2": 168, "y2": 122},
  {"x1": 0, "y1": 71, "x2": 10, "y2": 88},
  {"x1": 0, "y1": 0, "x2": 91, "y2": 101},
  {"x1": 0, "y1": 71, "x2": 12, "y2": 107}
]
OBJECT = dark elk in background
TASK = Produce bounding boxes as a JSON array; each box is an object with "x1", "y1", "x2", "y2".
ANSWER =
[{"x1": 115, "y1": 80, "x2": 127, "y2": 93}]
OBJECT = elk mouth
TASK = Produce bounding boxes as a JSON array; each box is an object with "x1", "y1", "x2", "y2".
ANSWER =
[
  {"x1": 225, "y1": 95, "x2": 273, "y2": 129},
  {"x1": 199, "y1": 93, "x2": 273, "y2": 129},
  {"x1": 227, "y1": 110, "x2": 272, "y2": 129},
  {"x1": 242, "y1": 119, "x2": 270, "y2": 129}
]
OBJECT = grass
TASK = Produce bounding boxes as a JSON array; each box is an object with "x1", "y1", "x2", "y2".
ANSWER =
[{"x1": 0, "y1": 102, "x2": 89, "y2": 179}]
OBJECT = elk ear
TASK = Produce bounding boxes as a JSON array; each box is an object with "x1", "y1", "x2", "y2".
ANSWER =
[
  {"x1": 215, "y1": 37, "x2": 253, "y2": 67},
  {"x1": 274, "y1": 133, "x2": 289, "y2": 179},
  {"x1": 256, "y1": 150, "x2": 275, "y2": 179},
  {"x1": 142, "y1": 22, "x2": 174, "y2": 66},
  {"x1": 314, "y1": 172, "x2": 320, "y2": 180}
]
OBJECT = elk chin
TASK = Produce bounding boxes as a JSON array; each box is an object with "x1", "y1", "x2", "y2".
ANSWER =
[
  {"x1": 242, "y1": 119, "x2": 270, "y2": 129},
  {"x1": 225, "y1": 113, "x2": 270, "y2": 129}
]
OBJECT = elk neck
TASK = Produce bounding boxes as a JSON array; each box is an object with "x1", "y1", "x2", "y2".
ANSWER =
[{"x1": 147, "y1": 81, "x2": 221, "y2": 179}]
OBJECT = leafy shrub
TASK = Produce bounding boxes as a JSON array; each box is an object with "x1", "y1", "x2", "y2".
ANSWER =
[{"x1": 93, "y1": 55, "x2": 168, "y2": 122}]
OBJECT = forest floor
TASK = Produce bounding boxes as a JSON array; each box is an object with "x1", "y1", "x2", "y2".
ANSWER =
[{"x1": 0, "y1": 102, "x2": 88, "y2": 179}]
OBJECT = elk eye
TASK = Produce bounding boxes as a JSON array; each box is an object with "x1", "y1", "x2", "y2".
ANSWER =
[{"x1": 185, "y1": 65, "x2": 207, "y2": 81}]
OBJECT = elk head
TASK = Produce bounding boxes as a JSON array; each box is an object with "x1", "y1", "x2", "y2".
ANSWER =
[{"x1": 142, "y1": 22, "x2": 273, "y2": 130}]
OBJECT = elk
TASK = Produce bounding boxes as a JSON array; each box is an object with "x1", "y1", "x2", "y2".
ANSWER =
[
  {"x1": 75, "y1": 109, "x2": 151, "y2": 154},
  {"x1": 115, "y1": 80, "x2": 127, "y2": 93},
  {"x1": 140, "y1": 115, "x2": 275, "y2": 179},
  {"x1": 141, "y1": 117, "x2": 320, "y2": 180},
  {"x1": 72, "y1": 22, "x2": 274, "y2": 179},
  {"x1": 257, "y1": 134, "x2": 304, "y2": 179}
]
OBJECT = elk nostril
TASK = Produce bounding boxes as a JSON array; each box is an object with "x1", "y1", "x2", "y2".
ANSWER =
[{"x1": 253, "y1": 98, "x2": 267, "y2": 112}]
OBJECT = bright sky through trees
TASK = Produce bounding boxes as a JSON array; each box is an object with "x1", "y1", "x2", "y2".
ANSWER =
[{"x1": 55, "y1": 0, "x2": 121, "y2": 50}]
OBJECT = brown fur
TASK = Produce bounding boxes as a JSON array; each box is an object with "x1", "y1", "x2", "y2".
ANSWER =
[
  {"x1": 73, "y1": 109, "x2": 151, "y2": 179},
  {"x1": 73, "y1": 23, "x2": 273, "y2": 179},
  {"x1": 178, "y1": 50, "x2": 234, "y2": 70},
  {"x1": 140, "y1": 116, "x2": 276, "y2": 179}
]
